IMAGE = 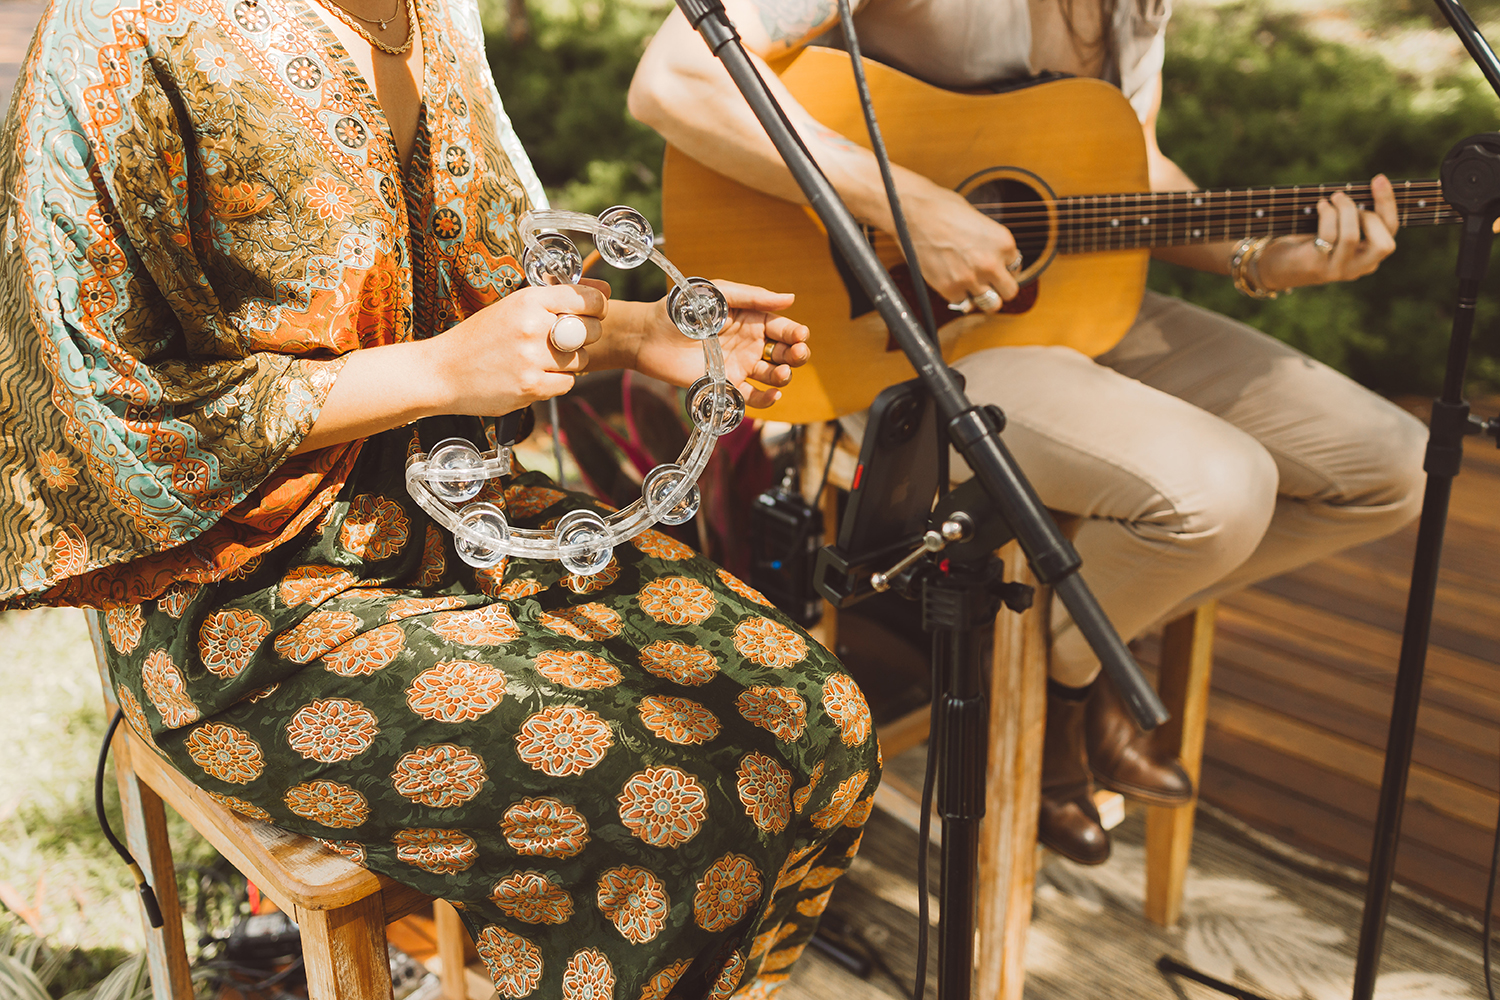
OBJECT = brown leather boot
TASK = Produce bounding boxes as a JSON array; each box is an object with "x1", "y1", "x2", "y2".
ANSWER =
[
  {"x1": 1038, "y1": 681, "x2": 1110, "y2": 865},
  {"x1": 1086, "y1": 673, "x2": 1194, "y2": 806}
]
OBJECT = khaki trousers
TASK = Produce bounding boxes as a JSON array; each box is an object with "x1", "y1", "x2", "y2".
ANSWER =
[{"x1": 947, "y1": 291, "x2": 1427, "y2": 685}]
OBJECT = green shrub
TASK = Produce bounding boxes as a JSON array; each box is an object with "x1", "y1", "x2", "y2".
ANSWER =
[
  {"x1": 1151, "y1": 3, "x2": 1500, "y2": 396},
  {"x1": 485, "y1": 0, "x2": 1500, "y2": 395},
  {"x1": 487, "y1": 0, "x2": 671, "y2": 300}
]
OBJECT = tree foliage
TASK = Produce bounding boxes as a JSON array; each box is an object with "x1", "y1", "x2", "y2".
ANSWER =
[
  {"x1": 1150, "y1": 3, "x2": 1500, "y2": 395},
  {"x1": 487, "y1": 0, "x2": 1500, "y2": 394}
]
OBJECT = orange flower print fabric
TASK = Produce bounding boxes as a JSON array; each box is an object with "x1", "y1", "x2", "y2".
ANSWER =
[
  {"x1": 105, "y1": 442, "x2": 878, "y2": 1000},
  {"x1": 406, "y1": 660, "x2": 507, "y2": 721},
  {"x1": 636, "y1": 576, "x2": 717, "y2": 625},
  {"x1": 14, "y1": 0, "x2": 880, "y2": 976},
  {"x1": 596, "y1": 866, "x2": 669, "y2": 944},
  {"x1": 492, "y1": 872, "x2": 574, "y2": 925}
]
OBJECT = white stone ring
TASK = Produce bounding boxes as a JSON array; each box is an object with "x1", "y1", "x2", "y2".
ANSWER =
[
  {"x1": 1314, "y1": 237, "x2": 1336, "y2": 256},
  {"x1": 971, "y1": 287, "x2": 1002, "y2": 313},
  {"x1": 549, "y1": 314, "x2": 589, "y2": 353},
  {"x1": 1006, "y1": 254, "x2": 1024, "y2": 274}
]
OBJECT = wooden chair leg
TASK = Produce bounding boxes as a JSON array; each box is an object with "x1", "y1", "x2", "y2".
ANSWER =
[
  {"x1": 433, "y1": 899, "x2": 468, "y2": 1000},
  {"x1": 975, "y1": 543, "x2": 1049, "y2": 1000},
  {"x1": 1144, "y1": 601, "x2": 1218, "y2": 927},
  {"x1": 297, "y1": 895, "x2": 394, "y2": 1000},
  {"x1": 111, "y1": 729, "x2": 194, "y2": 1000},
  {"x1": 801, "y1": 420, "x2": 840, "y2": 652}
]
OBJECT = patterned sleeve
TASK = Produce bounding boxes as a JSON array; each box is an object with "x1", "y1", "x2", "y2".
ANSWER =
[{"x1": 0, "y1": 10, "x2": 350, "y2": 606}]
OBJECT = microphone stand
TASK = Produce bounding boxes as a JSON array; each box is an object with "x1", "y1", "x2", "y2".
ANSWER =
[
  {"x1": 1155, "y1": 4, "x2": 1500, "y2": 1000},
  {"x1": 1349, "y1": 2, "x2": 1500, "y2": 996},
  {"x1": 670, "y1": 2, "x2": 1169, "y2": 997}
]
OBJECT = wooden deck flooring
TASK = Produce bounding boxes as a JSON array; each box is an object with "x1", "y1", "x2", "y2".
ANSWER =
[{"x1": 1135, "y1": 412, "x2": 1500, "y2": 917}]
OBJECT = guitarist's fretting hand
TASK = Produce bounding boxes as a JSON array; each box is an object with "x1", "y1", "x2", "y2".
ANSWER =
[{"x1": 1253, "y1": 177, "x2": 1400, "y2": 293}]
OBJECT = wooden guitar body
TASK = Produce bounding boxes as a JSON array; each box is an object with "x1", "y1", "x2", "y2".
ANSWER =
[{"x1": 662, "y1": 47, "x2": 1153, "y2": 423}]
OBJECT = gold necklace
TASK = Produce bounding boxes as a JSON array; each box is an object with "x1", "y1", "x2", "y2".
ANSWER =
[{"x1": 313, "y1": 0, "x2": 416, "y2": 55}]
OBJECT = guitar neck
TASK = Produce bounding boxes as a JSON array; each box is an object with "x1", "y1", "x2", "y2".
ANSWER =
[{"x1": 987, "y1": 179, "x2": 1459, "y2": 255}]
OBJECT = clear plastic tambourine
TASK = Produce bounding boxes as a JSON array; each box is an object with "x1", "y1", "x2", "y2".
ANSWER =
[{"x1": 405, "y1": 206, "x2": 746, "y2": 576}]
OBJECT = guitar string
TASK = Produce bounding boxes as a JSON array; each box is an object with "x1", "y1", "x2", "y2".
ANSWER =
[
  {"x1": 957, "y1": 180, "x2": 1444, "y2": 217},
  {"x1": 958, "y1": 184, "x2": 1447, "y2": 221},
  {"x1": 864, "y1": 204, "x2": 1457, "y2": 243},
  {"x1": 862, "y1": 207, "x2": 1458, "y2": 256},
  {"x1": 858, "y1": 187, "x2": 1455, "y2": 251},
  {"x1": 963, "y1": 178, "x2": 1441, "y2": 204}
]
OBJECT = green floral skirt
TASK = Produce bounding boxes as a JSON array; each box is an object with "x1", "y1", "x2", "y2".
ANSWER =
[{"x1": 102, "y1": 418, "x2": 881, "y2": 1000}]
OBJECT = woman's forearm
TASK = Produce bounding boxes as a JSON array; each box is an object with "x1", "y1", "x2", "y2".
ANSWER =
[
  {"x1": 290, "y1": 340, "x2": 449, "y2": 455},
  {"x1": 290, "y1": 294, "x2": 658, "y2": 456}
]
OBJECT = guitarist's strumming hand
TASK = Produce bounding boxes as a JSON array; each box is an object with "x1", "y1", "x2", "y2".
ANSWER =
[
  {"x1": 1253, "y1": 175, "x2": 1400, "y2": 293},
  {"x1": 904, "y1": 182, "x2": 1025, "y2": 312}
]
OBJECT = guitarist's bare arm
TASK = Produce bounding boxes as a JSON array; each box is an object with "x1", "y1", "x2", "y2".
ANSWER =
[
  {"x1": 629, "y1": 0, "x2": 1025, "y2": 309},
  {"x1": 1137, "y1": 72, "x2": 1401, "y2": 291}
]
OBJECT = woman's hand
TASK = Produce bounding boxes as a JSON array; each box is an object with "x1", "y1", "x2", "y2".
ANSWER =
[
  {"x1": 634, "y1": 279, "x2": 810, "y2": 409},
  {"x1": 423, "y1": 280, "x2": 610, "y2": 415},
  {"x1": 1256, "y1": 175, "x2": 1400, "y2": 293}
]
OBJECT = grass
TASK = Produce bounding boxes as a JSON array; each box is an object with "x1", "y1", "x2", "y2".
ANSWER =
[{"x1": 0, "y1": 608, "x2": 215, "y2": 994}]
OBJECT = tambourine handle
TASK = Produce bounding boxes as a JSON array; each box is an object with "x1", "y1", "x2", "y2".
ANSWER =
[{"x1": 497, "y1": 407, "x2": 536, "y2": 447}]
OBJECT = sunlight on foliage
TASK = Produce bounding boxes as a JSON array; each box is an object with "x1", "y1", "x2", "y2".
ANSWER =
[{"x1": 1152, "y1": 2, "x2": 1500, "y2": 396}]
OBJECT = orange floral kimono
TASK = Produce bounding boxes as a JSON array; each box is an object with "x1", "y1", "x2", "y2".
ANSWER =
[{"x1": 0, "y1": 0, "x2": 880, "y2": 995}]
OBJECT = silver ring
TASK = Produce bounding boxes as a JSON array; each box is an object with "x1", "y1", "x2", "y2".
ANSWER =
[
  {"x1": 1006, "y1": 255, "x2": 1023, "y2": 274},
  {"x1": 549, "y1": 314, "x2": 589, "y2": 352},
  {"x1": 971, "y1": 287, "x2": 1002, "y2": 313},
  {"x1": 1313, "y1": 237, "x2": 1335, "y2": 257}
]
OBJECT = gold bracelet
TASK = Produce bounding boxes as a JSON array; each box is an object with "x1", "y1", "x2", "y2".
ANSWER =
[{"x1": 1229, "y1": 235, "x2": 1278, "y2": 300}]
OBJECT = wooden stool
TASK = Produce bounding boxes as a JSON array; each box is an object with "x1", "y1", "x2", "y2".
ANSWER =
[
  {"x1": 796, "y1": 423, "x2": 1216, "y2": 999},
  {"x1": 83, "y1": 610, "x2": 473, "y2": 1000}
]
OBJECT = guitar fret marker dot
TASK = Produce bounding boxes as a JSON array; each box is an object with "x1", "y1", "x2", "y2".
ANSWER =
[
  {"x1": 1193, "y1": 197, "x2": 1203, "y2": 206},
  {"x1": 1140, "y1": 217, "x2": 1150, "y2": 225},
  {"x1": 1255, "y1": 209, "x2": 1264, "y2": 218},
  {"x1": 1192, "y1": 229, "x2": 1201, "y2": 237},
  {"x1": 1418, "y1": 200, "x2": 1427, "y2": 208},
  {"x1": 1111, "y1": 219, "x2": 1120, "y2": 227}
]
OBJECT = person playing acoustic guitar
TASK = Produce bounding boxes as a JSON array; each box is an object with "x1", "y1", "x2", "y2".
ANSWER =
[{"x1": 629, "y1": 0, "x2": 1427, "y2": 864}]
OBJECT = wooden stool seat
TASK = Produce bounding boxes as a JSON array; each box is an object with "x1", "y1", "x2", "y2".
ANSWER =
[{"x1": 84, "y1": 610, "x2": 471, "y2": 1000}]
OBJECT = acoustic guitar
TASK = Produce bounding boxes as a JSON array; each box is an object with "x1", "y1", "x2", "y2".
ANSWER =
[{"x1": 660, "y1": 46, "x2": 1459, "y2": 423}]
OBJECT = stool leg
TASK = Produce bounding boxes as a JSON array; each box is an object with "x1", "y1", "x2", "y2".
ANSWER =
[
  {"x1": 112, "y1": 732, "x2": 194, "y2": 1000},
  {"x1": 801, "y1": 420, "x2": 839, "y2": 652},
  {"x1": 1144, "y1": 601, "x2": 1217, "y2": 927},
  {"x1": 298, "y1": 896, "x2": 394, "y2": 1000},
  {"x1": 433, "y1": 899, "x2": 468, "y2": 1000},
  {"x1": 975, "y1": 545, "x2": 1048, "y2": 1000}
]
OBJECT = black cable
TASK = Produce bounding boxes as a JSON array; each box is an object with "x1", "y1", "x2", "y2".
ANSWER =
[
  {"x1": 833, "y1": 0, "x2": 938, "y2": 346},
  {"x1": 830, "y1": 6, "x2": 943, "y2": 994},
  {"x1": 832, "y1": 0, "x2": 950, "y2": 497},
  {"x1": 96, "y1": 709, "x2": 165, "y2": 928},
  {"x1": 815, "y1": 422, "x2": 843, "y2": 504},
  {"x1": 912, "y1": 665, "x2": 941, "y2": 1000}
]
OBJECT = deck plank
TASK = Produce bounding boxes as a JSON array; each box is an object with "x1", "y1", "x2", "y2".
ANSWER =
[{"x1": 1156, "y1": 426, "x2": 1500, "y2": 918}]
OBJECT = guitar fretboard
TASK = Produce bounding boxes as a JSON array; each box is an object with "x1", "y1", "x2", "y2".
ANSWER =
[{"x1": 973, "y1": 179, "x2": 1459, "y2": 254}]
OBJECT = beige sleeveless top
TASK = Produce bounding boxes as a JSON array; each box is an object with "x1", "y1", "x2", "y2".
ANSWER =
[{"x1": 818, "y1": 0, "x2": 1171, "y2": 121}]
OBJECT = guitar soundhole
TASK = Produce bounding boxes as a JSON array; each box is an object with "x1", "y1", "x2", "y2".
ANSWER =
[{"x1": 965, "y1": 177, "x2": 1051, "y2": 276}]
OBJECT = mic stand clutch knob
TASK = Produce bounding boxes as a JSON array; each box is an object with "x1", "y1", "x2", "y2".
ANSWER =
[{"x1": 870, "y1": 515, "x2": 973, "y2": 592}]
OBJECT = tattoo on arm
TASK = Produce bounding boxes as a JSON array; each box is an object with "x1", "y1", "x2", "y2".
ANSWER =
[
  {"x1": 802, "y1": 117, "x2": 860, "y2": 153},
  {"x1": 756, "y1": 0, "x2": 839, "y2": 48}
]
